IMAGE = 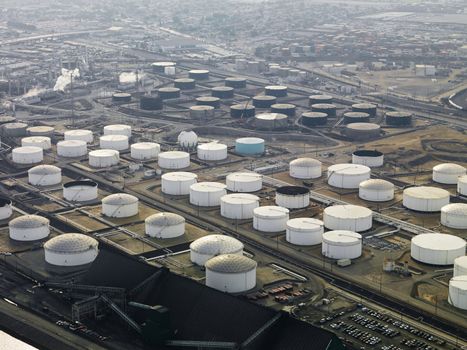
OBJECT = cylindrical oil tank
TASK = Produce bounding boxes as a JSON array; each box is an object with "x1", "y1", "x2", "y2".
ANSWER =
[
  {"x1": 324, "y1": 205, "x2": 372, "y2": 232},
  {"x1": 0, "y1": 197, "x2": 12, "y2": 221},
  {"x1": 454, "y1": 256, "x2": 467, "y2": 277},
  {"x1": 359, "y1": 179, "x2": 394, "y2": 202},
  {"x1": 253, "y1": 206, "x2": 289, "y2": 232},
  {"x1": 21, "y1": 136, "x2": 51, "y2": 150},
  {"x1": 345, "y1": 123, "x2": 381, "y2": 140},
  {"x1": 459, "y1": 175, "x2": 467, "y2": 196},
  {"x1": 189, "y1": 69, "x2": 210, "y2": 80},
  {"x1": 190, "y1": 105, "x2": 215, "y2": 119},
  {"x1": 174, "y1": 78, "x2": 196, "y2": 90},
  {"x1": 433, "y1": 163, "x2": 466, "y2": 185},
  {"x1": 212, "y1": 86, "x2": 234, "y2": 99},
  {"x1": 9, "y1": 215, "x2": 50, "y2": 241},
  {"x1": 158, "y1": 87, "x2": 180, "y2": 99},
  {"x1": 253, "y1": 95, "x2": 277, "y2": 108},
  {"x1": 271, "y1": 103, "x2": 296, "y2": 118},
  {"x1": 63, "y1": 180, "x2": 98, "y2": 202},
  {"x1": 190, "y1": 182, "x2": 227, "y2": 207},
  {"x1": 311, "y1": 103, "x2": 336, "y2": 117},
  {"x1": 226, "y1": 172, "x2": 262, "y2": 192},
  {"x1": 255, "y1": 113, "x2": 288, "y2": 130},
  {"x1": 301, "y1": 112, "x2": 327, "y2": 126},
  {"x1": 140, "y1": 95, "x2": 163, "y2": 110},
  {"x1": 2, "y1": 122, "x2": 28, "y2": 137},
  {"x1": 44, "y1": 234, "x2": 98, "y2": 266},
  {"x1": 220, "y1": 193, "x2": 260, "y2": 220},
  {"x1": 352, "y1": 150, "x2": 384, "y2": 167},
  {"x1": 145, "y1": 212, "x2": 185, "y2": 238},
  {"x1": 102, "y1": 193, "x2": 139, "y2": 218},
  {"x1": 88, "y1": 149, "x2": 119, "y2": 168},
  {"x1": 343, "y1": 112, "x2": 370, "y2": 124},
  {"x1": 57, "y1": 140, "x2": 87, "y2": 157},
  {"x1": 449, "y1": 276, "x2": 467, "y2": 310},
  {"x1": 275, "y1": 186, "x2": 310, "y2": 209},
  {"x1": 158, "y1": 151, "x2": 190, "y2": 169},
  {"x1": 197, "y1": 142, "x2": 228, "y2": 161},
  {"x1": 28, "y1": 165, "x2": 61, "y2": 186},
  {"x1": 12, "y1": 146, "x2": 43, "y2": 164},
  {"x1": 440, "y1": 203, "x2": 467, "y2": 229},
  {"x1": 151, "y1": 61, "x2": 176, "y2": 73},
  {"x1": 112, "y1": 92, "x2": 131, "y2": 103},
  {"x1": 205, "y1": 254, "x2": 257, "y2": 293},
  {"x1": 265, "y1": 85, "x2": 287, "y2": 97},
  {"x1": 327, "y1": 163, "x2": 371, "y2": 189},
  {"x1": 131, "y1": 142, "x2": 160, "y2": 160},
  {"x1": 99, "y1": 135, "x2": 129, "y2": 151},
  {"x1": 64, "y1": 129, "x2": 93, "y2": 143},
  {"x1": 286, "y1": 218, "x2": 324, "y2": 246},
  {"x1": 235, "y1": 137, "x2": 265, "y2": 155},
  {"x1": 190, "y1": 234, "x2": 243, "y2": 266},
  {"x1": 403, "y1": 186, "x2": 450, "y2": 212},
  {"x1": 411, "y1": 233, "x2": 466, "y2": 265},
  {"x1": 289, "y1": 158, "x2": 322, "y2": 179},
  {"x1": 196, "y1": 96, "x2": 220, "y2": 108},
  {"x1": 352, "y1": 103, "x2": 377, "y2": 117},
  {"x1": 230, "y1": 104, "x2": 255, "y2": 118},
  {"x1": 385, "y1": 111, "x2": 412, "y2": 126},
  {"x1": 309, "y1": 94, "x2": 333, "y2": 105},
  {"x1": 178, "y1": 131, "x2": 198, "y2": 149},
  {"x1": 162, "y1": 172, "x2": 197, "y2": 195},
  {"x1": 0, "y1": 116, "x2": 16, "y2": 125},
  {"x1": 103, "y1": 124, "x2": 131, "y2": 137},
  {"x1": 225, "y1": 77, "x2": 246, "y2": 88},
  {"x1": 322, "y1": 230, "x2": 362, "y2": 259},
  {"x1": 27, "y1": 126, "x2": 54, "y2": 136}
]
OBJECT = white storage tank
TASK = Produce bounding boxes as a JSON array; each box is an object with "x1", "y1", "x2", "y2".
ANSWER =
[
  {"x1": 197, "y1": 142, "x2": 228, "y2": 161},
  {"x1": 178, "y1": 131, "x2": 198, "y2": 149},
  {"x1": 226, "y1": 172, "x2": 262, "y2": 192},
  {"x1": 403, "y1": 186, "x2": 450, "y2": 212},
  {"x1": 27, "y1": 126, "x2": 54, "y2": 136},
  {"x1": 145, "y1": 212, "x2": 185, "y2": 238},
  {"x1": 64, "y1": 129, "x2": 93, "y2": 143},
  {"x1": 440, "y1": 203, "x2": 467, "y2": 229},
  {"x1": 57, "y1": 140, "x2": 87, "y2": 157},
  {"x1": 21, "y1": 136, "x2": 51, "y2": 150},
  {"x1": 275, "y1": 186, "x2": 310, "y2": 209},
  {"x1": 327, "y1": 164, "x2": 371, "y2": 189},
  {"x1": 158, "y1": 151, "x2": 190, "y2": 169},
  {"x1": 101, "y1": 193, "x2": 139, "y2": 218},
  {"x1": 220, "y1": 193, "x2": 260, "y2": 220},
  {"x1": 44, "y1": 233, "x2": 99, "y2": 266},
  {"x1": 0, "y1": 198, "x2": 13, "y2": 220},
  {"x1": 411, "y1": 233, "x2": 466, "y2": 265},
  {"x1": 9, "y1": 215, "x2": 49, "y2": 241},
  {"x1": 433, "y1": 163, "x2": 466, "y2": 185},
  {"x1": 161, "y1": 172, "x2": 197, "y2": 195},
  {"x1": 359, "y1": 179, "x2": 395, "y2": 202},
  {"x1": 88, "y1": 149, "x2": 119, "y2": 168},
  {"x1": 289, "y1": 158, "x2": 322, "y2": 179},
  {"x1": 454, "y1": 256, "x2": 467, "y2": 277},
  {"x1": 190, "y1": 234, "x2": 243, "y2": 266},
  {"x1": 130, "y1": 142, "x2": 160, "y2": 160},
  {"x1": 449, "y1": 276, "x2": 467, "y2": 310},
  {"x1": 99, "y1": 135, "x2": 129, "y2": 151},
  {"x1": 103, "y1": 124, "x2": 131, "y2": 137},
  {"x1": 352, "y1": 150, "x2": 384, "y2": 167},
  {"x1": 253, "y1": 206, "x2": 289, "y2": 232},
  {"x1": 322, "y1": 230, "x2": 362, "y2": 259},
  {"x1": 458, "y1": 175, "x2": 467, "y2": 196},
  {"x1": 286, "y1": 218, "x2": 324, "y2": 246},
  {"x1": 324, "y1": 205, "x2": 373, "y2": 232},
  {"x1": 12, "y1": 146, "x2": 43, "y2": 165},
  {"x1": 28, "y1": 165, "x2": 62, "y2": 186},
  {"x1": 63, "y1": 180, "x2": 98, "y2": 202},
  {"x1": 205, "y1": 254, "x2": 257, "y2": 293},
  {"x1": 190, "y1": 182, "x2": 227, "y2": 207}
]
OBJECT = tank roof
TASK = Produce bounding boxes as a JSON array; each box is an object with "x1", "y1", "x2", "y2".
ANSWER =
[
  {"x1": 44, "y1": 233, "x2": 98, "y2": 253},
  {"x1": 205, "y1": 254, "x2": 257, "y2": 273},
  {"x1": 9, "y1": 215, "x2": 49, "y2": 228},
  {"x1": 28, "y1": 164, "x2": 61, "y2": 175},
  {"x1": 102, "y1": 193, "x2": 138, "y2": 205},
  {"x1": 190, "y1": 234, "x2": 243, "y2": 255},
  {"x1": 146, "y1": 212, "x2": 185, "y2": 226},
  {"x1": 403, "y1": 186, "x2": 450, "y2": 199},
  {"x1": 412, "y1": 233, "x2": 465, "y2": 251}
]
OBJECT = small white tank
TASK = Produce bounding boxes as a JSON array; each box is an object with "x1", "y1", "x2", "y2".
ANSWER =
[
  {"x1": 63, "y1": 180, "x2": 98, "y2": 202},
  {"x1": 289, "y1": 158, "x2": 322, "y2": 179},
  {"x1": 324, "y1": 205, "x2": 373, "y2": 232},
  {"x1": 99, "y1": 134, "x2": 129, "y2": 151},
  {"x1": 88, "y1": 149, "x2": 119, "y2": 168},
  {"x1": 145, "y1": 212, "x2": 185, "y2": 238},
  {"x1": 0, "y1": 198, "x2": 13, "y2": 220},
  {"x1": 12, "y1": 146, "x2": 43, "y2": 164},
  {"x1": 64, "y1": 129, "x2": 93, "y2": 143},
  {"x1": 158, "y1": 151, "x2": 190, "y2": 169},
  {"x1": 103, "y1": 124, "x2": 131, "y2": 137},
  {"x1": 403, "y1": 186, "x2": 450, "y2": 212},
  {"x1": 102, "y1": 193, "x2": 139, "y2": 218},
  {"x1": 190, "y1": 234, "x2": 243, "y2": 266},
  {"x1": 226, "y1": 172, "x2": 262, "y2": 192},
  {"x1": 28, "y1": 165, "x2": 62, "y2": 186},
  {"x1": 220, "y1": 193, "x2": 260, "y2": 220},
  {"x1": 130, "y1": 142, "x2": 160, "y2": 160},
  {"x1": 178, "y1": 130, "x2": 198, "y2": 149},
  {"x1": 458, "y1": 175, "x2": 467, "y2": 196},
  {"x1": 57, "y1": 140, "x2": 87, "y2": 157},
  {"x1": 44, "y1": 233, "x2": 99, "y2": 266},
  {"x1": 161, "y1": 172, "x2": 198, "y2": 195},
  {"x1": 197, "y1": 142, "x2": 228, "y2": 161},
  {"x1": 433, "y1": 163, "x2": 466, "y2": 185},
  {"x1": 21, "y1": 136, "x2": 51, "y2": 150},
  {"x1": 440, "y1": 203, "x2": 467, "y2": 229},
  {"x1": 327, "y1": 163, "x2": 371, "y2": 189},
  {"x1": 449, "y1": 276, "x2": 467, "y2": 310},
  {"x1": 190, "y1": 182, "x2": 227, "y2": 207},
  {"x1": 286, "y1": 218, "x2": 324, "y2": 245},
  {"x1": 322, "y1": 230, "x2": 362, "y2": 259},
  {"x1": 27, "y1": 126, "x2": 54, "y2": 136},
  {"x1": 454, "y1": 256, "x2": 467, "y2": 277},
  {"x1": 9, "y1": 215, "x2": 50, "y2": 241},
  {"x1": 253, "y1": 206, "x2": 289, "y2": 232},
  {"x1": 359, "y1": 179, "x2": 394, "y2": 202}
]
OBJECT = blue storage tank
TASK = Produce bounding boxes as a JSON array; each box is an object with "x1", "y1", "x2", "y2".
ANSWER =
[{"x1": 235, "y1": 137, "x2": 265, "y2": 155}]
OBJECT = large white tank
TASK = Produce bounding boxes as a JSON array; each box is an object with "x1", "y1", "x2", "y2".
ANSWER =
[
  {"x1": 190, "y1": 234, "x2": 243, "y2": 266},
  {"x1": 433, "y1": 163, "x2": 466, "y2": 185},
  {"x1": 27, "y1": 126, "x2": 54, "y2": 136},
  {"x1": 286, "y1": 218, "x2": 324, "y2": 246},
  {"x1": 145, "y1": 212, "x2": 185, "y2": 238},
  {"x1": 403, "y1": 186, "x2": 450, "y2": 212},
  {"x1": 63, "y1": 180, "x2": 98, "y2": 202},
  {"x1": 9, "y1": 215, "x2": 50, "y2": 241},
  {"x1": 454, "y1": 256, "x2": 467, "y2": 277},
  {"x1": 253, "y1": 206, "x2": 289, "y2": 232},
  {"x1": 101, "y1": 193, "x2": 139, "y2": 218},
  {"x1": 441, "y1": 203, "x2": 467, "y2": 229},
  {"x1": 458, "y1": 175, "x2": 467, "y2": 196},
  {"x1": 178, "y1": 131, "x2": 198, "y2": 149},
  {"x1": 12, "y1": 146, "x2": 43, "y2": 164},
  {"x1": 161, "y1": 172, "x2": 197, "y2": 195},
  {"x1": 226, "y1": 172, "x2": 262, "y2": 192},
  {"x1": 323, "y1": 205, "x2": 373, "y2": 232},
  {"x1": 88, "y1": 149, "x2": 119, "y2": 168},
  {"x1": 158, "y1": 151, "x2": 190, "y2": 169},
  {"x1": 275, "y1": 186, "x2": 310, "y2": 209},
  {"x1": 327, "y1": 163, "x2": 371, "y2": 189},
  {"x1": 99, "y1": 135, "x2": 129, "y2": 151},
  {"x1": 205, "y1": 254, "x2": 257, "y2": 293},
  {"x1": 411, "y1": 233, "x2": 466, "y2": 265},
  {"x1": 28, "y1": 165, "x2": 62, "y2": 186},
  {"x1": 190, "y1": 182, "x2": 227, "y2": 207},
  {"x1": 44, "y1": 233, "x2": 99, "y2": 266},
  {"x1": 103, "y1": 124, "x2": 131, "y2": 137},
  {"x1": 57, "y1": 140, "x2": 87, "y2": 157},
  {"x1": 352, "y1": 150, "x2": 384, "y2": 167},
  {"x1": 359, "y1": 179, "x2": 395, "y2": 202},
  {"x1": 322, "y1": 230, "x2": 362, "y2": 259},
  {"x1": 0, "y1": 198, "x2": 13, "y2": 220},
  {"x1": 130, "y1": 142, "x2": 160, "y2": 160},
  {"x1": 220, "y1": 193, "x2": 260, "y2": 220},
  {"x1": 289, "y1": 158, "x2": 322, "y2": 179},
  {"x1": 197, "y1": 142, "x2": 228, "y2": 161},
  {"x1": 64, "y1": 129, "x2": 93, "y2": 143},
  {"x1": 449, "y1": 276, "x2": 467, "y2": 310},
  {"x1": 21, "y1": 136, "x2": 51, "y2": 150}
]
